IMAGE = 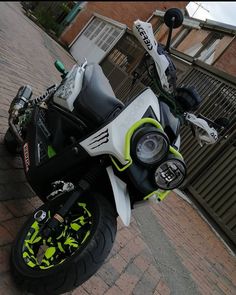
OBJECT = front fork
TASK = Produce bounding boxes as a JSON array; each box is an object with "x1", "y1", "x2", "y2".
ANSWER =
[{"x1": 35, "y1": 166, "x2": 102, "y2": 239}]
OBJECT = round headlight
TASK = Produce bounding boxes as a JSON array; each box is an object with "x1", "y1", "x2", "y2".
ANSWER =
[
  {"x1": 132, "y1": 126, "x2": 169, "y2": 166},
  {"x1": 154, "y1": 156, "x2": 186, "y2": 190}
]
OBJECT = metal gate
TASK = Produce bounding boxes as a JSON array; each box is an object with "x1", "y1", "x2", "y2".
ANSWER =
[
  {"x1": 177, "y1": 63, "x2": 236, "y2": 246},
  {"x1": 100, "y1": 33, "x2": 236, "y2": 246}
]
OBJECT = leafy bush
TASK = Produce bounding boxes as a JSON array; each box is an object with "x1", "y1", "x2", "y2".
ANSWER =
[{"x1": 34, "y1": 5, "x2": 60, "y2": 34}]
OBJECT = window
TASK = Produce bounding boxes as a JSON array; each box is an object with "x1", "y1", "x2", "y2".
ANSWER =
[
  {"x1": 83, "y1": 18, "x2": 102, "y2": 39},
  {"x1": 108, "y1": 34, "x2": 145, "y2": 73},
  {"x1": 95, "y1": 25, "x2": 122, "y2": 52},
  {"x1": 171, "y1": 27, "x2": 234, "y2": 65},
  {"x1": 89, "y1": 22, "x2": 106, "y2": 41},
  {"x1": 171, "y1": 27, "x2": 191, "y2": 48}
]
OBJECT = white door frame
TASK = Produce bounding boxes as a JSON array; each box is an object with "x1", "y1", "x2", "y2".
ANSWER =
[{"x1": 69, "y1": 13, "x2": 127, "y2": 49}]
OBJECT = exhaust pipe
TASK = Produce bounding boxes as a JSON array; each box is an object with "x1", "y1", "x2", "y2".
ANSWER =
[{"x1": 8, "y1": 85, "x2": 33, "y2": 144}]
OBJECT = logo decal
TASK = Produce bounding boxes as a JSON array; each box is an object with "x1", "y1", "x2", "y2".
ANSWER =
[
  {"x1": 88, "y1": 129, "x2": 109, "y2": 149},
  {"x1": 23, "y1": 143, "x2": 30, "y2": 172},
  {"x1": 135, "y1": 24, "x2": 153, "y2": 50}
]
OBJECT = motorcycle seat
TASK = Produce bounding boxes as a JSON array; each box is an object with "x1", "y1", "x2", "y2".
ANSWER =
[{"x1": 73, "y1": 63, "x2": 124, "y2": 129}]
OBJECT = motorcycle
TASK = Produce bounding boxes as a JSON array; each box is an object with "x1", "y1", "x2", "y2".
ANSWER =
[{"x1": 3, "y1": 8, "x2": 225, "y2": 295}]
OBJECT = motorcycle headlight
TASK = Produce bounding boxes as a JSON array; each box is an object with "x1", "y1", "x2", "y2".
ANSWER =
[
  {"x1": 132, "y1": 126, "x2": 169, "y2": 166},
  {"x1": 154, "y1": 155, "x2": 186, "y2": 190}
]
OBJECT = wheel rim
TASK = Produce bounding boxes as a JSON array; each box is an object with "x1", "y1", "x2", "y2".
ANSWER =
[{"x1": 22, "y1": 202, "x2": 93, "y2": 270}]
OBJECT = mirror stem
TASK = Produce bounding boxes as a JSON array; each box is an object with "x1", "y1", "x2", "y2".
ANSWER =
[{"x1": 165, "y1": 17, "x2": 175, "y2": 52}]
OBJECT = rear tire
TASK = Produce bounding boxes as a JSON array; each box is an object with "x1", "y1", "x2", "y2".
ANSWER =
[
  {"x1": 4, "y1": 128, "x2": 20, "y2": 155},
  {"x1": 11, "y1": 192, "x2": 117, "y2": 295}
]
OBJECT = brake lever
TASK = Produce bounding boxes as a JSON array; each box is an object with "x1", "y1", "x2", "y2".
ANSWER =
[{"x1": 198, "y1": 114, "x2": 224, "y2": 132}]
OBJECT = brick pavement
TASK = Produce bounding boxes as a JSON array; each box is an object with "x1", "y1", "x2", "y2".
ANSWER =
[{"x1": 0, "y1": 2, "x2": 235, "y2": 295}]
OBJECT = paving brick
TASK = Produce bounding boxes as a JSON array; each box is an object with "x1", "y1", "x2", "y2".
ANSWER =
[
  {"x1": 151, "y1": 194, "x2": 236, "y2": 295},
  {"x1": 132, "y1": 271, "x2": 158, "y2": 295},
  {"x1": 146, "y1": 264, "x2": 162, "y2": 283},
  {"x1": 97, "y1": 262, "x2": 120, "y2": 287},
  {"x1": 82, "y1": 275, "x2": 109, "y2": 295},
  {"x1": 119, "y1": 243, "x2": 137, "y2": 263},
  {"x1": 126, "y1": 262, "x2": 143, "y2": 279},
  {"x1": 104, "y1": 284, "x2": 123, "y2": 295},
  {"x1": 3, "y1": 216, "x2": 28, "y2": 239},
  {"x1": 27, "y1": 196, "x2": 43, "y2": 210},
  {"x1": 0, "y1": 244, "x2": 11, "y2": 272},
  {"x1": 0, "y1": 169, "x2": 25, "y2": 185},
  {"x1": 0, "y1": 202, "x2": 13, "y2": 222},
  {"x1": 119, "y1": 226, "x2": 136, "y2": 242},
  {"x1": 109, "y1": 253, "x2": 127, "y2": 273},
  {"x1": 115, "y1": 273, "x2": 139, "y2": 295},
  {"x1": 3, "y1": 156, "x2": 24, "y2": 170},
  {"x1": 119, "y1": 236, "x2": 146, "y2": 263},
  {"x1": 72, "y1": 286, "x2": 90, "y2": 295},
  {"x1": 155, "y1": 279, "x2": 171, "y2": 295},
  {"x1": 3, "y1": 199, "x2": 34, "y2": 217},
  {"x1": 133, "y1": 255, "x2": 151, "y2": 273},
  {"x1": 0, "y1": 272, "x2": 22, "y2": 295},
  {"x1": 0, "y1": 182, "x2": 34, "y2": 201},
  {"x1": 0, "y1": 224, "x2": 13, "y2": 245},
  {"x1": 115, "y1": 230, "x2": 129, "y2": 249}
]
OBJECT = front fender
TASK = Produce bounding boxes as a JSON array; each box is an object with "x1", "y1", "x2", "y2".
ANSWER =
[{"x1": 106, "y1": 166, "x2": 131, "y2": 226}]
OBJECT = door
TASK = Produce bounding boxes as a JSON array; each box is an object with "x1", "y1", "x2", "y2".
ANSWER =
[{"x1": 70, "y1": 17, "x2": 125, "y2": 64}]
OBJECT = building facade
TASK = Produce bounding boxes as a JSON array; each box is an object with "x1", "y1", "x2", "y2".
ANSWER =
[
  {"x1": 60, "y1": 2, "x2": 188, "y2": 46},
  {"x1": 149, "y1": 10, "x2": 236, "y2": 77}
]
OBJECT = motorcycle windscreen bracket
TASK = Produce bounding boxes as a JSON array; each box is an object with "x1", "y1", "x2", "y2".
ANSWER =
[{"x1": 133, "y1": 20, "x2": 171, "y2": 93}]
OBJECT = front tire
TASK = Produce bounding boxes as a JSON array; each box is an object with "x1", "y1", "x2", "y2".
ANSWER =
[{"x1": 11, "y1": 192, "x2": 117, "y2": 295}]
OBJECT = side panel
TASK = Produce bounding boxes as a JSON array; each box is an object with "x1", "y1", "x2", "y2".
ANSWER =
[{"x1": 80, "y1": 88, "x2": 160, "y2": 165}]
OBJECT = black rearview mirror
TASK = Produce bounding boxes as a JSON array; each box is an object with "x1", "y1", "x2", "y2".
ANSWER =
[
  {"x1": 164, "y1": 8, "x2": 184, "y2": 52},
  {"x1": 164, "y1": 8, "x2": 184, "y2": 29}
]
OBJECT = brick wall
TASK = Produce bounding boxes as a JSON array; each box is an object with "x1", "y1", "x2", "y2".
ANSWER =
[
  {"x1": 60, "y1": 1, "x2": 188, "y2": 46},
  {"x1": 213, "y1": 38, "x2": 236, "y2": 77}
]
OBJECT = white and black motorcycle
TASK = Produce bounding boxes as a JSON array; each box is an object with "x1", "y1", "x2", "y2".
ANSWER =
[{"x1": 4, "y1": 8, "x2": 225, "y2": 295}]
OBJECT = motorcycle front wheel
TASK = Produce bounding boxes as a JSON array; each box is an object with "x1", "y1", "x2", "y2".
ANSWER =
[{"x1": 11, "y1": 192, "x2": 117, "y2": 295}]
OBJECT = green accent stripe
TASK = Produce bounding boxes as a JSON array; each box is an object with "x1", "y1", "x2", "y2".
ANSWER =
[
  {"x1": 48, "y1": 145, "x2": 56, "y2": 158},
  {"x1": 111, "y1": 118, "x2": 163, "y2": 172},
  {"x1": 169, "y1": 146, "x2": 183, "y2": 159},
  {"x1": 144, "y1": 190, "x2": 171, "y2": 201},
  {"x1": 81, "y1": 230, "x2": 91, "y2": 244},
  {"x1": 45, "y1": 247, "x2": 56, "y2": 259}
]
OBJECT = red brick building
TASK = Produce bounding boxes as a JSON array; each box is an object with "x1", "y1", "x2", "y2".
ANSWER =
[
  {"x1": 59, "y1": 1, "x2": 235, "y2": 77},
  {"x1": 60, "y1": 1, "x2": 188, "y2": 46},
  {"x1": 214, "y1": 39, "x2": 236, "y2": 76}
]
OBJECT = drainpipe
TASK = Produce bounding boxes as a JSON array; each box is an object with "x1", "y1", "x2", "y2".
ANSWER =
[{"x1": 59, "y1": 2, "x2": 87, "y2": 35}]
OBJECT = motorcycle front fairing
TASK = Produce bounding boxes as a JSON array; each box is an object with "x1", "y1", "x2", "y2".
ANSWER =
[{"x1": 79, "y1": 87, "x2": 180, "y2": 226}]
